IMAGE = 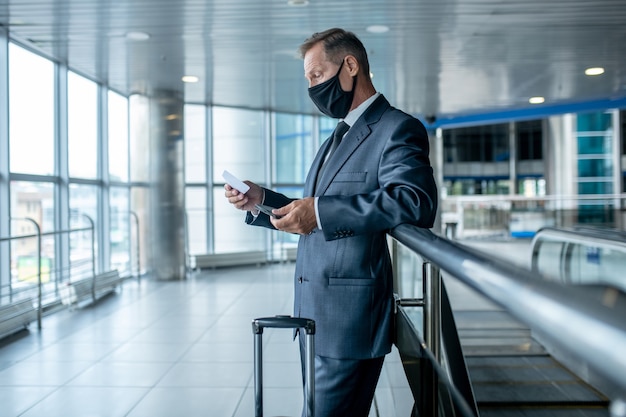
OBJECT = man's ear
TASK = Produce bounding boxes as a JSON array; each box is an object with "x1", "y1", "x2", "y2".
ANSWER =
[{"x1": 344, "y1": 55, "x2": 359, "y2": 76}]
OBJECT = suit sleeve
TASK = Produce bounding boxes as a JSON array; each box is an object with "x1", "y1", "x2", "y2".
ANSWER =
[
  {"x1": 245, "y1": 188, "x2": 294, "y2": 229},
  {"x1": 317, "y1": 116, "x2": 437, "y2": 241}
]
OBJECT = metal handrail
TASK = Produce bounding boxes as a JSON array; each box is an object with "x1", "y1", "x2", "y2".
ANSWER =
[
  {"x1": 129, "y1": 211, "x2": 141, "y2": 282},
  {"x1": 531, "y1": 226, "x2": 626, "y2": 253},
  {"x1": 390, "y1": 225, "x2": 626, "y2": 401},
  {"x1": 1, "y1": 215, "x2": 96, "y2": 314}
]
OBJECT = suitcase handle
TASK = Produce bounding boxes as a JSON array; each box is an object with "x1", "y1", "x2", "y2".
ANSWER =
[
  {"x1": 252, "y1": 315, "x2": 315, "y2": 417},
  {"x1": 252, "y1": 315, "x2": 316, "y2": 335}
]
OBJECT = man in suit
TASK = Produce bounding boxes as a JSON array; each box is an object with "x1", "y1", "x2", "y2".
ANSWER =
[{"x1": 225, "y1": 28, "x2": 437, "y2": 417}]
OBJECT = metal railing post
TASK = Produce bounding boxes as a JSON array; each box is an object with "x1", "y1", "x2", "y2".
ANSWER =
[
  {"x1": 10, "y1": 218, "x2": 43, "y2": 329},
  {"x1": 80, "y1": 214, "x2": 96, "y2": 301},
  {"x1": 130, "y1": 211, "x2": 141, "y2": 283},
  {"x1": 423, "y1": 261, "x2": 441, "y2": 416}
]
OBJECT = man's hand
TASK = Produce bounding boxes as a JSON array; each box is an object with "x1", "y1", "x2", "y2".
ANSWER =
[
  {"x1": 270, "y1": 198, "x2": 317, "y2": 235},
  {"x1": 224, "y1": 181, "x2": 263, "y2": 212}
]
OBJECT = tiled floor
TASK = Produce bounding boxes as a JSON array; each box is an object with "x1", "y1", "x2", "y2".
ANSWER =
[{"x1": 0, "y1": 263, "x2": 413, "y2": 417}]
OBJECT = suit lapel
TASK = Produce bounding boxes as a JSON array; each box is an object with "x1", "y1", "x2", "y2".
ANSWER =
[{"x1": 314, "y1": 95, "x2": 391, "y2": 195}]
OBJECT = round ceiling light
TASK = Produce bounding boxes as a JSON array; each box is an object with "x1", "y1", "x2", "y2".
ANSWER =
[
  {"x1": 529, "y1": 96, "x2": 545, "y2": 104},
  {"x1": 182, "y1": 75, "x2": 199, "y2": 83},
  {"x1": 126, "y1": 31, "x2": 150, "y2": 41},
  {"x1": 366, "y1": 25, "x2": 390, "y2": 34},
  {"x1": 585, "y1": 67, "x2": 605, "y2": 76}
]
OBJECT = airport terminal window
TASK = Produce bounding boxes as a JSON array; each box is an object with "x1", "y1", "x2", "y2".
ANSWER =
[
  {"x1": 129, "y1": 95, "x2": 150, "y2": 183},
  {"x1": 443, "y1": 124, "x2": 508, "y2": 162},
  {"x1": 212, "y1": 107, "x2": 265, "y2": 253},
  {"x1": 130, "y1": 186, "x2": 150, "y2": 274},
  {"x1": 8, "y1": 43, "x2": 55, "y2": 176},
  {"x1": 319, "y1": 116, "x2": 335, "y2": 147},
  {"x1": 184, "y1": 104, "x2": 207, "y2": 183},
  {"x1": 69, "y1": 184, "x2": 99, "y2": 280},
  {"x1": 212, "y1": 107, "x2": 265, "y2": 183},
  {"x1": 517, "y1": 120, "x2": 543, "y2": 160},
  {"x1": 185, "y1": 186, "x2": 207, "y2": 255},
  {"x1": 274, "y1": 113, "x2": 314, "y2": 184},
  {"x1": 108, "y1": 91, "x2": 129, "y2": 182},
  {"x1": 68, "y1": 71, "x2": 98, "y2": 179},
  {"x1": 110, "y1": 187, "x2": 130, "y2": 274},
  {"x1": 212, "y1": 185, "x2": 265, "y2": 253},
  {"x1": 9, "y1": 181, "x2": 55, "y2": 285}
]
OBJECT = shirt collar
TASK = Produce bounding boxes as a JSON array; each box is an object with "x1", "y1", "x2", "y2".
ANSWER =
[{"x1": 342, "y1": 92, "x2": 380, "y2": 127}]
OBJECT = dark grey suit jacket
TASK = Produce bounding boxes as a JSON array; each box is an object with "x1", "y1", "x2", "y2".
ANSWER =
[{"x1": 247, "y1": 95, "x2": 437, "y2": 359}]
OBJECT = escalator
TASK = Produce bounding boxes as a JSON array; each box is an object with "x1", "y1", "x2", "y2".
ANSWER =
[
  {"x1": 396, "y1": 281, "x2": 611, "y2": 416},
  {"x1": 457, "y1": 308, "x2": 610, "y2": 416}
]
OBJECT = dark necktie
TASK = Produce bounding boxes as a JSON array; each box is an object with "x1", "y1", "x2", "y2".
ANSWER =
[{"x1": 316, "y1": 121, "x2": 350, "y2": 190}]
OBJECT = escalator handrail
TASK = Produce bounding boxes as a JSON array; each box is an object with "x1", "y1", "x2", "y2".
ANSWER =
[
  {"x1": 390, "y1": 224, "x2": 626, "y2": 396},
  {"x1": 531, "y1": 226, "x2": 626, "y2": 253}
]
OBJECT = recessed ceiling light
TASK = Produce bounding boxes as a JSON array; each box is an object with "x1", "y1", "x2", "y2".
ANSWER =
[
  {"x1": 366, "y1": 25, "x2": 389, "y2": 34},
  {"x1": 585, "y1": 67, "x2": 605, "y2": 76},
  {"x1": 126, "y1": 31, "x2": 150, "y2": 41},
  {"x1": 287, "y1": 0, "x2": 309, "y2": 6},
  {"x1": 182, "y1": 75, "x2": 199, "y2": 83},
  {"x1": 529, "y1": 96, "x2": 545, "y2": 104}
]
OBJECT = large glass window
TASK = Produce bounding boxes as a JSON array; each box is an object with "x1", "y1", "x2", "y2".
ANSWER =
[
  {"x1": 212, "y1": 107, "x2": 266, "y2": 253},
  {"x1": 69, "y1": 184, "x2": 98, "y2": 280},
  {"x1": 212, "y1": 107, "x2": 265, "y2": 183},
  {"x1": 518, "y1": 120, "x2": 543, "y2": 160},
  {"x1": 274, "y1": 113, "x2": 314, "y2": 184},
  {"x1": 131, "y1": 186, "x2": 150, "y2": 275},
  {"x1": 108, "y1": 91, "x2": 129, "y2": 182},
  {"x1": 129, "y1": 95, "x2": 150, "y2": 183},
  {"x1": 9, "y1": 181, "x2": 55, "y2": 285},
  {"x1": 212, "y1": 186, "x2": 264, "y2": 253},
  {"x1": 443, "y1": 124, "x2": 509, "y2": 162},
  {"x1": 8, "y1": 44, "x2": 55, "y2": 176},
  {"x1": 185, "y1": 186, "x2": 207, "y2": 255},
  {"x1": 184, "y1": 105, "x2": 207, "y2": 183},
  {"x1": 110, "y1": 187, "x2": 130, "y2": 275},
  {"x1": 68, "y1": 71, "x2": 99, "y2": 179}
]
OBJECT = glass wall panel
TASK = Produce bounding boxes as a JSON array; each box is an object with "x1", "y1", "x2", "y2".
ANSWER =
[
  {"x1": 212, "y1": 107, "x2": 265, "y2": 183},
  {"x1": 577, "y1": 158, "x2": 612, "y2": 178},
  {"x1": 69, "y1": 184, "x2": 98, "y2": 280},
  {"x1": 517, "y1": 120, "x2": 543, "y2": 160},
  {"x1": 9, "y1": 181, "x2": 55, "y2": 286},
  {"x1": 130, "y1": 186, "x2": 150, "y2": 275},
  {"x1": 129, "y1": 95, "x2": 150, "y2": 183},
  {"x1": 8, "y1": 44, "x2": 55, "y2": 176},
  {"x1": 185, "y1": 186, "x2": 207, "y2": 255},
  {"x1": 274, "y1": 113, "x2": 314, "y2": 184},
  {"x1": 212, "y1": 186, "x2": 264, "y2": 253},
  {"x1": 110, "y1": 187, "x2": 130, "y2": 275},
  {"x1": 68, "y1": 71, "x2": 98, "y2": 179},
  {"x1": 319, "y1": 116, "x2": 335, "y2": 141},
  {"x1": 108, "y1": 91, "x2": 129, "y2": 182},
  {"x1": 184, "y1": 105, "x2": 206, "y2": 183},
  {"x1": 577, "y1": 135, "x2": 611, "y2": 155}
]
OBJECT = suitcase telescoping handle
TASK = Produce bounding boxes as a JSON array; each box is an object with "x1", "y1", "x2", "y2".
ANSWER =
[{"x1": 252, "y1": 315, "x2": 316, "y2": 417}]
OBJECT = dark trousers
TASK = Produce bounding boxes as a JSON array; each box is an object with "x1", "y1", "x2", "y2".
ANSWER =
[{"x1": 299, "y1": 334, "x2": 385, "y2": 417}]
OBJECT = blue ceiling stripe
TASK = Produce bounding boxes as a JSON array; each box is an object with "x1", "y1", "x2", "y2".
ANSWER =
[{"x1": 424, "y1": 96, "x2": 626, "y2": 129}]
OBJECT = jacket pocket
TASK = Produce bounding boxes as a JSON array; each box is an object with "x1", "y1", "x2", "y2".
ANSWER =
[
  {"x1": 334, "y1": 172, "x2": 366, "y2": 183},
  {"x1": 329, "y1": 277, "x2": 375, "y2": 286}
]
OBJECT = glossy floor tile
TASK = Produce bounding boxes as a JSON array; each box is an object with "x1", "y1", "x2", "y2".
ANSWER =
[{"x1": 0, "y1": 263, "x2": 412, "y2": 417}]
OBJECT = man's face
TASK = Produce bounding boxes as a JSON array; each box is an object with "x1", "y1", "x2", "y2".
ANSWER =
[{"x1": 303, "y1": 42, "x2": 352, "y2": 91}]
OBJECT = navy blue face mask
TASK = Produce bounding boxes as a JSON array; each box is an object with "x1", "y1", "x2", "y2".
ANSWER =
[{"x1": 308, "y1": 59, "x2": 356, "y2": 119}]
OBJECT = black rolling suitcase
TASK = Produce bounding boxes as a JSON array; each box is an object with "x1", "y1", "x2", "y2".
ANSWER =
[{"x1": 252, "y1": 315, "x2": 316, "y2": 417}]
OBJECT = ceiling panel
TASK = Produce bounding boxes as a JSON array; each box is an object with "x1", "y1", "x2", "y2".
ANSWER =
[{"x1": 2, "y1": 0, "x2": 625, "y2": 122}]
